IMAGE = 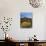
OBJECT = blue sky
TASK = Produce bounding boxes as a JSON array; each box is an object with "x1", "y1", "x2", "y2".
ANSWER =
[{"x1": 20, "y1": 12, "x2": 32, "y2": 18}]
